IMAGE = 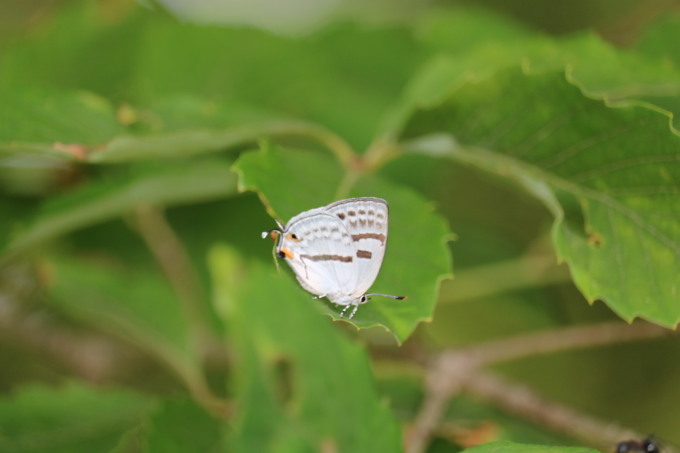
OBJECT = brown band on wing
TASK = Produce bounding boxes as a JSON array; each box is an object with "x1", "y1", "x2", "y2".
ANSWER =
[
  {"x1": 351, "y1": 233, "x2": 386, "y2": 244},
  {"x1": 301, "y1": 254, "x2": 353, "y2": 263},
  {"x1": 337, "y1": 213, "x2": 346, "y2": 220},
  {"x1": 356, "y1": 250, "x2": 372, "y2": 259}
]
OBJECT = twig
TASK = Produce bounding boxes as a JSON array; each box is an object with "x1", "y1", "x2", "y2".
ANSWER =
[
  {"x1": 465, "y1": 371, "x2": 680, "y2": 453},
  {"x1": 406, "y1": 321, "x2": 679, "y2": 453},
  {"x1": 132, "y1": 205, "x2": 214, "y2": 357},
  {"x1": 132, "y1": 205, "x2": 231, "y2": 418},
  {"x1": 438, "y1": 254, "x2": 572, "y2": 303},
  {"x1": 461, "y1": 320, "x2": 675, "y2": 366},
  {"x1": 263, "y1": 120, "x2": 358, "y2": 168}
]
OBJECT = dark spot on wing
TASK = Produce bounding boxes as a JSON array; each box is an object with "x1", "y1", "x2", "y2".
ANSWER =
[
  {"x1": 301, "y1": 254, "x2": 353, "y2": 263},
  {"x1": 351, "y1": 233, "x2": 386, "y2": 244}
]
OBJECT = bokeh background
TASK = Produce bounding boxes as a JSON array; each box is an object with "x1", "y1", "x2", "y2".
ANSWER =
[{"x1": 1, "y1": 0, "x2": 679, "y2": 451}]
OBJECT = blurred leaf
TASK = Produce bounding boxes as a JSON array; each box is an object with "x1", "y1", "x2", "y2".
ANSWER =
[
  {"x1": 401, "y1": 63, "x2": 680, "y2": 326},
  {"x1": 0, "y1": 90, "x2": 123, "y2": 145},
  {"x1": 415, "y1": 8, "x2": 533, "y2": 53},
  {"x1": 0, "y1": 1, "x2": 429, "y2": 150},
  {"x1": 132, "y1": 20, "x2": 428, "y2": 150},
  {"x1": 0, "y1": 382, "x2": 152, "y2": 453},
  {"x1": 233, "y1": 143, "x2": 452, "y2": 342},
  {"x1": 0, "y1": 2, "x2": 144, "y2": 100},
  {"x1": 138, "y1": 96, "x2": 279, "y2": 131},
  {"x1": 210, "y1": 246, "x2": 402, "y2": 452},
  {"x1": 4, "y1": 159, "x2": 237, "y2": 257},
  {"x1": 634, "y1": 13, "x2": 680, "y2": 72},
  {"x1": 46, "y1": 254, "x2": 201, "y2": 390},
  {"x1": 90, "y1": 120, "x2": 313, "y2": 164},
  {"x1": 462, "y1": 441, "x2": 599, "y2": 453},
  {"x1": 142, "y1": 398, "x2": 223, "y2": 453}
]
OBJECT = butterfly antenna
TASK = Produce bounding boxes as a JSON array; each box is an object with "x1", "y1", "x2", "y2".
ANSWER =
[
  {"x1": 365, "y1": 293, "x2": 408, "y2": 300},
  {"x1": 262, "y1": 224, "x2": 284, "y2": 273},
  {"x1": 271, "y1": 246, "x2": 281, "y2": 273}
]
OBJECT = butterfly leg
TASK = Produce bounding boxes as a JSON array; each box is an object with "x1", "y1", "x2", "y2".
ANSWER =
[
  {"x1": 339, "y1": 303, "x2": 359, "y2": 319},
  {"x1": 340, "y1": 304, "x2": 353, "y2": 318}
]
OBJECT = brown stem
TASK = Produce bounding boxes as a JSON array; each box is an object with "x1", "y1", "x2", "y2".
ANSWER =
[
  {"x1": 132, "y1": 205, "x2": 231, "y2": 418},
  {"x1": 464, "y1": 320, "x2": 676, "y2": 366},
  {"x1": 132, "y1": 205, "x2": 214, "y2": 356},
  {"x1": 465, "y1": 371, "x2": 679, "y2": 453},
  {"x1": 406, "y1": 321, "x2": 679, "y2": 453}
]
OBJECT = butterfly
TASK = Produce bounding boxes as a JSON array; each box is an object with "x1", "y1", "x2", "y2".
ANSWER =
[{"x1": 263, "y1": 197, "x2": 406, "y2": 319}]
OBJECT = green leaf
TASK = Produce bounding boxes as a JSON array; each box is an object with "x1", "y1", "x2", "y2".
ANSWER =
[
  {"x1": 401, "y1": 64, "x2": 680, "y2": 326},
  {"x1": 0, "y1": 382, "x2": 152, "y2": 453},
  {"x1": 209, "y1": 246, "x2": 402, "y2": 452},
  {"x1": 89, "y1": 120, "x2": 313, "y2": 164},
  {"x1": 1, "y1": 4, "x2": 429, "y2": 152},
  {"x1": 0, "y1": 90, "x2": 123, "y2": 144},
  {"x1": 4, "y1": 159, "x2": 237, "y2": 258},
  {"x1": 46, "y1": 254, "x2": 202, "y2": 393},
  {"x1": 635, "y1": 14, "x2": 680, "y2": 68},
  {"x1": 415, "y1": 8, "x2": 534, "y2": 53},
  {"x1": 233, "y1": 143, "x2": 452, "y2": 342},
  {"x1": 385, "y1": 14, "x2": 679, "y2": 139},
  {"x1": 142, "y1": 398, "x2": 223, "y2": 453},
  {"x1": 0, "y1": 2, "x2": 143, "y2": 99},
  {"x1": 462, "y1": 441, "x2": 599, "y2": 453},
  {"x1": 132, "y1": 20, "x2": 427, "y2": 150},
  {"x1": 559, "y1": 34, "x2": 680, "y2": 133}
]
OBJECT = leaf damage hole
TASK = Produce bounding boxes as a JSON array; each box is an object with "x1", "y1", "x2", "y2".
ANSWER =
[{"x1": 588, "y1": 231, "x2": 604, "y2": 248}]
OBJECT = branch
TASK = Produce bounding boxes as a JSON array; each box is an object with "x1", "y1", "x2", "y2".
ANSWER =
[
  {"x1": 132, "y1": 205, "x2": 215, "y2": 357},
  {"x1": 438, "y1": 254, "x2": 572, "y2": 304},
  {"x1": 132, "y1": 205, "x2": 231, "y2": 418},
  {"x1": 464, "y1": 371, "x2": 679, "y2": 453},
  {"x1": 405, "y1": 321, "x2": 679, "y2": 453},
  {"x1": 462, "y1": 320, "x2": 675, "y2": 366}
]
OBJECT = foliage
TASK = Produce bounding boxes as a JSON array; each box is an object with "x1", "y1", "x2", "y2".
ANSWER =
[{"x1": 0, "y1": 1, "x2": 678, "y2": 452}]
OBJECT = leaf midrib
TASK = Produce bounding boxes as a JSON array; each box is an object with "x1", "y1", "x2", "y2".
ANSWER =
[{"x1": 446, "y1": 144, "x2": 680, "y2": 255}]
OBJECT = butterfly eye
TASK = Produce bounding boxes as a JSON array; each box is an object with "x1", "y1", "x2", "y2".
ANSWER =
[{"x1": 287, "y1": 233, "x2": 301, "y2": 242}]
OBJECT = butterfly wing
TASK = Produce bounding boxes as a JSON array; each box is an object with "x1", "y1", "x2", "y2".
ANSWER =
[
  {"x1": 277, "y1": 211, "x2": 359, "y2": 304},
  {"x1": 323, "y1": 197, "x2": 388, "y2": 298}
]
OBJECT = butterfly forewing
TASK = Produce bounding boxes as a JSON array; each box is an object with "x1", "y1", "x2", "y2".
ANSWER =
[
  {"x1": 323, "y1": 197, "x2": 389, "y2": 298},
  {"x1": 278, "y1": 212, "x2": 359, "y2": 302}
]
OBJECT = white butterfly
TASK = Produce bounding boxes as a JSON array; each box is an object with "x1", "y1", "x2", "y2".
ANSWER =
[{"x1": 263, "y1": 197, "x2": 406, "y2": 319}]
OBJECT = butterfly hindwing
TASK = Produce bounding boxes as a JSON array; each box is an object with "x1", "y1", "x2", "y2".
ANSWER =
[{"x1": 323, "y1": 197, "x2": 388, "y2": 297}]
